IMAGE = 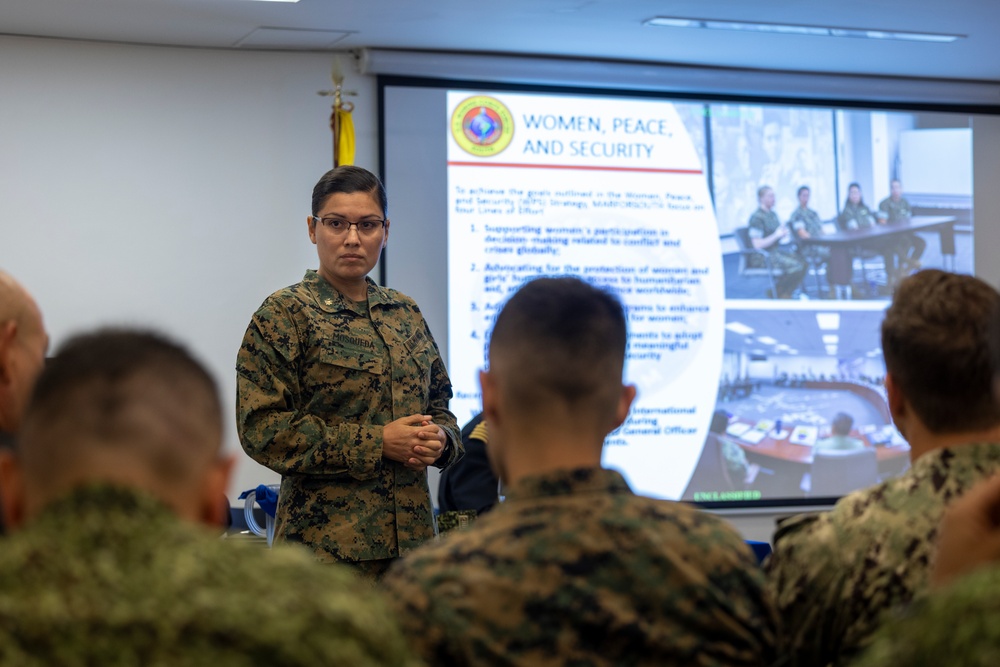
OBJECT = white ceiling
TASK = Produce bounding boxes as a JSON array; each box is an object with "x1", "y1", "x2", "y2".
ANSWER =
[
  {"x1": 724, "y1": 308, "x2": 887, "y2": 359},
  {"x1": 2, "y1": 0, "x2": 999, "y2": 83}
]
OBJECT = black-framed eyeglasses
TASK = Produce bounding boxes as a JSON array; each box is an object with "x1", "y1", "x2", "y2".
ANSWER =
[{"x1": 311, "y1": 216, "x2": 386, "y2": 236}]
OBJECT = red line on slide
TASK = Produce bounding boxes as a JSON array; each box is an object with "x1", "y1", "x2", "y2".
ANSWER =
[{"x1": 447, "y1": 161, "x2": 703, "y2": 175}]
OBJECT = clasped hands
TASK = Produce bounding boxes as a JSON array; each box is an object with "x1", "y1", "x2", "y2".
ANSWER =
[{"x1": 382, "y1": 414, "x2": 447, "y2": 471}]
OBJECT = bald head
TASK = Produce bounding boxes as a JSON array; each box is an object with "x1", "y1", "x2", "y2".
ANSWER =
[
  {"x1": 12, "y1": 329, "x2": 227, "y2": 522},
  {"x1": 0, "y1": 271, "x2": 47, "y2": 434}
]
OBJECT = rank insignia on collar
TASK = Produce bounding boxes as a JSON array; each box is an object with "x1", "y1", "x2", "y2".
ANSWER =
[{"x1": 325, "y1": 299, "x2": 333, "y2": 306}]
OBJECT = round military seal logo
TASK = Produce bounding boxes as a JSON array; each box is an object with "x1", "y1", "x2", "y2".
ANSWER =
[{"x1": 451, "y1": 96, "x2": 514, "y2": 157}]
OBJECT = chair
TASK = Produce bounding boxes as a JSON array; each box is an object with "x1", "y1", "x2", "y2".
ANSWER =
[
  {"x1": 806, "y1": 448, "x2": 878, "y2": 498},
  {"x1": 734, "y1": 226, "x2": 783, "y2": 298},
  {"x1": 683, "y1": 433, "x2": 740, "y2": 497}
]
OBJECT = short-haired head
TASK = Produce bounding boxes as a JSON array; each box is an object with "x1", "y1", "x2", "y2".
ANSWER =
[
  {"x1": 831, "y1": 412, "x2": 854, "y2": 436},
  {"x1": 14, "y1": 329, "x2": 227, "y2": 520},
  {"x1": 311, "y1": 165, "x2": 388, "y2": 218},
  {"x1": 882, "y1": 270, "x2": 1000, "y2": 434},
  {"x1": 797, "y1": 185, "x2": 810, "y2": 197},
  {"x1": 757, "y1": 185, "x2": 773, "y2": 201},
  {"x1": 488, "y1": 277, "x2": 627, "y2": 428}
]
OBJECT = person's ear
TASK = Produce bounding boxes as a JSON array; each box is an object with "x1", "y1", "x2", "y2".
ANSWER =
[
  {"x1": 307, "y1": 216, "x2": 318, "y2": 245},
  {"x1": 0, "y1": 449, "x2": 26, "y2": 531},
  {"x1": 479, "y1": 369, "x2": 499, "y2": 428},
  {"x1": 199, "y1": 454, "x2": 235, "y2": 529},
  {"x1": 613, "y1": 384, "x2": 638, "y2": 431},
  {"x1": 382, "y1": 218, "x2": 390, "y2": 250},
  {"x1": 0, "y1": 321, "x2": 18, "y2": 386},
  {"x1": 885, "y1": 373, "x2": 907, "y2": 436}
]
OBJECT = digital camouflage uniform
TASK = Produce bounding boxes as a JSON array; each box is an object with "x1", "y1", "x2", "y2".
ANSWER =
[
  {"x1": 789, "y1": 205, "x2": 830, "y2": 262},
  {"x1": 853, "y1": 564, "x2": 1000, "y2": 667},
  {"x1": 765, "y1": 442, "x2": 1000, "y2": 667},
  {"x1": 237, "y1": 270, "x2": 462, "y2": 567},
  {"x1": 382, "y1": 467, "x2": 779, "y2": 667},
  {"x1": 0, "y1": 484, "x2": 419, "y2": 667},
  {"x1": 837, "y1": 201, "x2": 899, "y2": 282},
  {"x1": 747, "y1": 207, "x2": 807, "y2": 297},
  {"x1": 878, "y1": 196, "x2": 912, "y2": 223},
  {"x1": 836, "y1": 202, "x2": 877, "y2": 231},
  {"x1": 878, "y1": 195, "x2": 925, "y2": 264}
]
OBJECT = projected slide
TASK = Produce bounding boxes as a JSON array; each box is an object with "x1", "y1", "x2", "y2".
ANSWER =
[
  {"x1": 383, "y1": 81, "x2": 977, "y2": 506},
  {"x1": 446, "y1": 91, "x2": 725, "y2": 499}
]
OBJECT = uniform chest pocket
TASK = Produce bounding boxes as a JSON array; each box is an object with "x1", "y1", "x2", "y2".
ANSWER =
[
  {"x1": 402, "y1": 329, "x2": 434, "y2": 404},
  {"x1": 304, "y1": 346, "x2": 385, "y2": 418}
]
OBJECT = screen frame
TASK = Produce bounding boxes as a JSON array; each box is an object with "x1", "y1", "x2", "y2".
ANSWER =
[{"x1": 377, "y1": 73, "x2": 999, "y2": 512}]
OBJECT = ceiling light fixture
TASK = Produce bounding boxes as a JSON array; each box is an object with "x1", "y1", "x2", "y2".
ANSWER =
[
  {"x1": 816, "y1": 313, "x2": 840, "y2": 331},
  {"x1": 643, "y1": 17, "x2": 963, "y2": 43},
  {"x1": 726, "y1": 322, "x2": 755, "y2": 335}
]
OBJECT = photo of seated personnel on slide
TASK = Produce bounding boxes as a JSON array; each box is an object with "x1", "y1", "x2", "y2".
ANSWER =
[
  {"x1": 683, "y1": 308, "x2": 907, "y2": 503},
  {"x1": 718, "y1": 107, "x2": 971, "y2": 302}
]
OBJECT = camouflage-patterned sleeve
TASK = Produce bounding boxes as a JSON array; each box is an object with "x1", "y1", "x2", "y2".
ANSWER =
[
  {"x1": 236, "y1": 300, "x2": 383, "y2": 480},
  {"x1": 422, "y1": 316, "x2": 463, "y2": 469},
  {"x1": 765, "y1": 512, "x2": 853, "y2": 667},
  {"x1": 852, "y1": 566, "x2": 1000, "y2": 667}
]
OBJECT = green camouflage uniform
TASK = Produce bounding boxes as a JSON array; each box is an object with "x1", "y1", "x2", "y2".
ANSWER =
[
  {"x1": 837, "y1": 201, "x2": 899, "y2": 282},
  {"x1": 237, "y1": 270, "x2": 462, "y2": 565},
  {"x1": 837, "y1": 202, "x2": 877, "y2": 231},
  {"x1": 853, "y1": 565, "x2": 1000, "y2": 667},
  {"x1": 878, "y1": 195, "x2": 925, "y2": 264},
  {"x1": 0, "y1": 484, "x2": 419, "y2": 667},
  {"x1": 765, "y1": 442, "x2": 1000, "y2": 667},
  {"x1": 382, "y1": 467, "x2": 779, "y2": 666},
  {"x1": 877, "y1": 196, "x2": 912, "y2": 223},
  {"x1": 747, "y1": 207, "x2": 807, "y2": 297},
  {"x1": 789, "y1": 205, "x2": 830, "y2": 262}
]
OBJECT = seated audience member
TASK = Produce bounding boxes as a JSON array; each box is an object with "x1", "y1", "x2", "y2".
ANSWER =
[
  {"x1": 789, "y1": 185, "x2": 850, "y2": 299},
  {"x1": 878, "y1": 178, "x2": 925, "y2": 274},
  {"x1": 850, "y1": 302, "x2": 1000, "y2": 666},
  {"x1": 747, "y1": 185, "x2": 808, "y2": 299},
  {"x1": 765, "y1": 270, "x2": 1000, "y2": 666},
  {"x1": 789, "y1": 185, "x2": 830, "y2": 264},
  {"x1": 851, "y1": 473, "x2": 1000, "y2": 666},
  {"x1": 712, "y1": 409, "x2": 759, "y2": 486},
  {"x1": 814, "y1": 412, "x2": 866, "y2": 451},
  {"x1": 0, "y1": 329, "x2": 416, "y2": 666},
  {"x1": 382, "y1": 277, "x2": 778, "y2": 666},
  {"x1": 0, "y1": 271, "x2": 48, "y2": 535},
  {"x1": 437, "y1": 412, "x2": 497, "y2": 515}
]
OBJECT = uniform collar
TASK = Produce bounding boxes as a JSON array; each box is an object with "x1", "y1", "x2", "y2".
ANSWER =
[
  {"x1": 912, "y1": 441, "x2": 1000, "y2": 471},
  {"x1": 302, "y1": 269, "x2": 391, "y2": 314},
  {"x1": 504, "y1": 467, "x2": 632, "y2": 502}
]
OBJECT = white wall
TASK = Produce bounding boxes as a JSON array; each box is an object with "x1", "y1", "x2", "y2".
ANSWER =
[{"x1": 0, "y1": 35, "x2": 379, "y2": 499}]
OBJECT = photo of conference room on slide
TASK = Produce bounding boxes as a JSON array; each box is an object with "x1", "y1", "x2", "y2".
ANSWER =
[
  {"x1": 681, "y1": 306, "x2": 908, "y2": 504},
  {"x1": 711, "y1": 105, "x2": 972, "y2": 301}
]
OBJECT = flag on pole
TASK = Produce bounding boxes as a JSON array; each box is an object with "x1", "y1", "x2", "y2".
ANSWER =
[{"x1": 334, "y1": 104, "x2": 355, "y2": 167}]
